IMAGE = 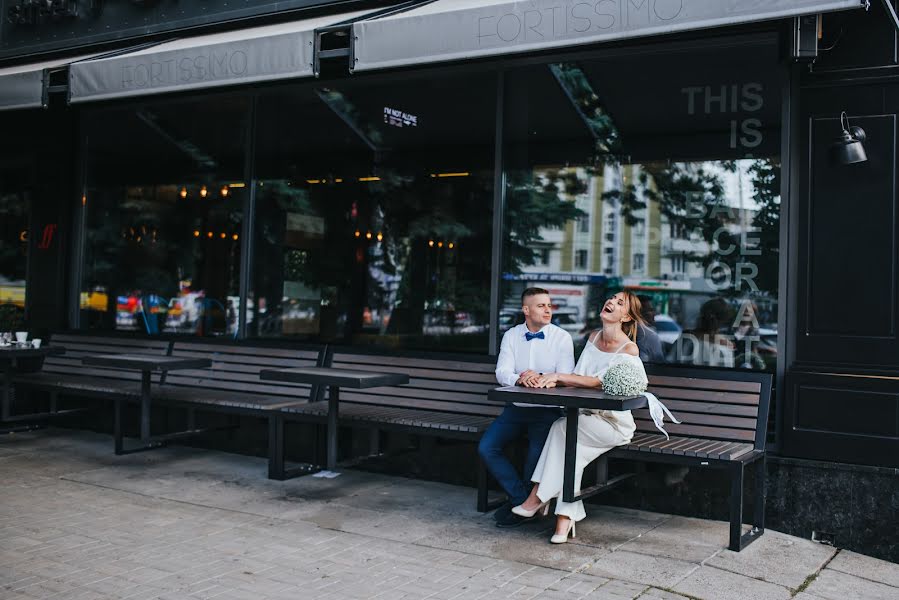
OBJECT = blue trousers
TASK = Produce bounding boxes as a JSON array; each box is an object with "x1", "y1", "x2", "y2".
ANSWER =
[{"x1": 478, "y1": 405, "x2": 562, "y2": 506}]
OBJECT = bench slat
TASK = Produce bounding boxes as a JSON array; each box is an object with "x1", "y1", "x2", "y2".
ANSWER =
[
  {"x1": 648, "y1": 375, "x2": 761, "y2": 393},
  {"x1": 647, "y1": 386, "x2": 761, "y2": 406}
]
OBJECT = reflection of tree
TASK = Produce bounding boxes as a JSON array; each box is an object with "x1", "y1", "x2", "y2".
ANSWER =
[
  {"x1": 504, "y1": 170, "x2": 585, "y2": 275},
  {"x1": 602, "y1": 159, "x2": 780, "y2": 297},
  {"x1": 549, "y1": 63, "x2": 621, "y2": 155},
  {"x1": 747, "y1": 158, "x2": 780, "y2": 295}
]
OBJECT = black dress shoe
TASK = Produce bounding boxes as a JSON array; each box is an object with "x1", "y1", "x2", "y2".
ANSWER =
[
  {"x1": 493, "y1": 502, "x2": 513, "y2": 522},
  {"x1": 495, "y1": 510, "x2": 534, "y2": 528}
]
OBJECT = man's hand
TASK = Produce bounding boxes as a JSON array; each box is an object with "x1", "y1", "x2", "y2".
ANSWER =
[{"x1": 515, "y1": 369, "x2": 540, "y2": 387}]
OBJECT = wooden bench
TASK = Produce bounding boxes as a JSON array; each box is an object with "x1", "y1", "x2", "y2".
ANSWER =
[
  {"x1": 606, "y1": 365, "x2": 773, "y2": 552},
  {"x1": 13, "y1": 334, "x2": 328, "y2": 479},
  {"x1": 280, "y1": 346, "x2": 503, "y2": 510},
  {"x1": 11, "y1": 334, "x2": 171, "y2": 415}
]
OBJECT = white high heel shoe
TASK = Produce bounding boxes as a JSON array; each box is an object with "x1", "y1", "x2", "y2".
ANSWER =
[
  {"x1": 550, "y1": 519, "x2": 576, "y2": 544},
  {"x1": 511, "y1": 500, "x2": 550, "y2": 518}
]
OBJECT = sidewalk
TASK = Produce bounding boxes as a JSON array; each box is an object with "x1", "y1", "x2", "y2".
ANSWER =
[{"x1": 1, "y1": 429, "x2": 896, "y2": 600}]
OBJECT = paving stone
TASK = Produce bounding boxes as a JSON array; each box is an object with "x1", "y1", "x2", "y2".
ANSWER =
[
  {"x1": 705, "y1": 529, "x2": 837, "y2": 589},
  {"x1": 825, "y1": 550, "x2": 899, "y2": 588},
  {"x1": 585, "y1": 579, "x2": 648, "y2": 599},
  {"x1": 673, "y1": 565, "x2": 792, "y2": 600},
  {"x1": 614, "y1": 516, "x2": 727, "y2": 563},
  {"x1": 3, "y1": 429, "x2": 886, "y2": 600},
  {"x1": 583, "y1": 549, "x2": 698, "y2": 588},
  {"x1": 635, "y1": 589, "x2": 694, "y2": 600},
  {"x1": 804, "y1": 568, "x2": 899, "y2": 600}
]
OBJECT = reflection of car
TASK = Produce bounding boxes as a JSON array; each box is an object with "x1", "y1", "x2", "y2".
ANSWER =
[
  {"x1": 552, "y1": 309, "x2": 584, "y2": 334},
  {"x1": 499, "y1": 308, "x2": 521, "y2": 330},
  {"x1": 652, "y1": 314, "x2": 682, "y2": 345}
]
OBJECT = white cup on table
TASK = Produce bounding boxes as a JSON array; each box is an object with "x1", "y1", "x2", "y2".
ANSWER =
[
  {"x1": 32, "y1": 339, "x2": 42, "y2": 348},
  {"x1": 15, "y1": 331, "x2": 27, "y2": 344}
]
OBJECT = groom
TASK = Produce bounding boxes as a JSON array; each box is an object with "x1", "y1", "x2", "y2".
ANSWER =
[{"x1": 480, "y1": 287, "x2": 575, "y2": 527}]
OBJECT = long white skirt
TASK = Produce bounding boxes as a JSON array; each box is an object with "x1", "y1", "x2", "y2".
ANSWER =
[{"x1": 530, "y1": 413, "x2": 634, "y2": 522}]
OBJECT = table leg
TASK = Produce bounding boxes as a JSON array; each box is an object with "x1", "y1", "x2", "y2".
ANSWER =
[
  {"x1": 562, "y1": 406, "x2": 579, "y2": 503},
  {"x1": 327, "y1": 385, "x2": 339, "y2": 470},
  {"x1": 140, "y1": 371, "x2": 151, "y2": 442},
  {"x1": 1, "y1": 363, "x2": 11, "y2": 422}
]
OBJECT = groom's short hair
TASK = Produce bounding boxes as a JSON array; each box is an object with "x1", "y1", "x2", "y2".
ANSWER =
[{"x1": 521, "y1": 287, "x2": 550, "y2": 304}]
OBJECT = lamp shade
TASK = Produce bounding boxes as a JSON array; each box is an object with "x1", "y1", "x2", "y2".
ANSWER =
[{"x1": 833, "y1": 112, "x2": 867, "y2": 165}]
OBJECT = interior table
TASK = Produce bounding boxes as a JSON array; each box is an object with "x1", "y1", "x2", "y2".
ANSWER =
[
  {"x1": 82, "y1": 354, "x2": 212, "y2": 454},
  {"x1": 488, "y1": 385, "x2": 648, "y2": 503},
  {"x1": 259, "y1": 366, "x2": 410, "y2": 475},
  {"x1": 1, "y1": 345, "x2": 67, "y2": 431}
]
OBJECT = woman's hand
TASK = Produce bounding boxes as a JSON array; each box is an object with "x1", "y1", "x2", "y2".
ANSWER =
[{"x1": 534, "y1": 373, "x2": 560, "y2": 388}]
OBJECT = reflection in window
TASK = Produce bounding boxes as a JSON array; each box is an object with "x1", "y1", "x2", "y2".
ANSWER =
[
  {"x1": 251, "y1": 73, "x2": 496, "y2": 352},
  {"x1": 502, "y1": 41, "x2": 781, "y2": 371},
  {"x1": 0, "y1": 166, "x2": 28, "y2": 332},
  {"x1": 80, "y1": 98, "x2": 248, "y2": 336}
]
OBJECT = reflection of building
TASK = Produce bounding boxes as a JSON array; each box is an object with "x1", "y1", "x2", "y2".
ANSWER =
[{"x1": 527, "y1": 163, "x2": 765, "y2": 330}]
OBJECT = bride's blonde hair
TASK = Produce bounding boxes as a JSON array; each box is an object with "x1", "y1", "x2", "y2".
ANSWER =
[{"x1": 617, "y1": 291, "x2": 645, "y2": 342}]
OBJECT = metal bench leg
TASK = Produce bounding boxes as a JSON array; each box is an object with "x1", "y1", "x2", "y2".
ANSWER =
[
  {"x1": 369, "y1": 428, "x2": 380, "y2": 456},
  {"x1": 753, "y1": 455, "x2": 767, "y2": 537},
  {"x1": 729, "y1": 462, "x2": 744, "y2": 551},
  {"x1": 595, "y1": 455, "x2": 609, "y2": 485},
  {"x1": 268, "y1": 415, "x2": 285, "y2": 480},
  {"x1": 114, "y1": 399, "x2": 124, "y2": 455}
]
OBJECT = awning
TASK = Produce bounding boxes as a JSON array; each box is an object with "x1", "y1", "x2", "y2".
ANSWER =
[
  {"x1": 69, "y1": 9, "x2": 370, "y2": 104},
  {"x1": 0, "y1": 53, "x2": 99, "y2": 111},
  {"x1": 352, "y1": 0, "x2": 865, "y2": 72}
]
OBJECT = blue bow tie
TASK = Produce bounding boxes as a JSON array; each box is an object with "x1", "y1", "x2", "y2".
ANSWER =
[{"x1": 525, "y1": 331, "x2": 545, "y2": 341}]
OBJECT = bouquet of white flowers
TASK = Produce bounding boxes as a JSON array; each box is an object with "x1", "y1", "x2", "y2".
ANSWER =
[
  {"x1": 600, "y1": 356, "x2": 681, "y2": 439},
  {"x1": 601, "y1": 359, "x2": 648, "y2": 396}
]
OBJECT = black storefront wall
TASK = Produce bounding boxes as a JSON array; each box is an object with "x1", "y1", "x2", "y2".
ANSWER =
[{"x1": 781, "y1": 3, "x2": 899, "y2": 469}]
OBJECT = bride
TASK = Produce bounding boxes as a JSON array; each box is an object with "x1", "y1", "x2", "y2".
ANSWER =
[{"x1": 512, "y1": 290, "x2": 646, "y2": 543}]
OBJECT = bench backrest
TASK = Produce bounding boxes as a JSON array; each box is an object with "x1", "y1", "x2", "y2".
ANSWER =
[
  {"x1": 639, "y1": 365, "x2": 773, "y2": 451},
  {"x1": 166, "y1": 340, "x2": 325, "y2": 402},
  {"x1": 43, "y1": 333, "x2": 172, "y2": 385},
  {"x1": 326, "y1": 347, "x2": 501, "y2": 417}
]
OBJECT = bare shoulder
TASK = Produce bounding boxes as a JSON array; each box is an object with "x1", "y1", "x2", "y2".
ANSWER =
[{"x1": 623, "y1": 342, "x2": 639, "y2": 356}]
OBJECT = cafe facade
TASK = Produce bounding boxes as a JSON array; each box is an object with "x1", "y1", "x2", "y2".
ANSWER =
[{"x1": 0, "y1": 0, "x2": 897, "y2": 561}]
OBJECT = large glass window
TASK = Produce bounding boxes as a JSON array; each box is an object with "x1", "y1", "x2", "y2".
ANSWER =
[
  {"x1": 0, "y1": 164, "x2": 29, "y2": 332},
  {"x1": 250, "y1": 71, "x2": 496, "y2": 352},
  {"x1": 80, "y1": 97, "x2": 249, "y2": 336},
  {"x1": 501, "y1": 39, "x2": 782, "y2": 371}
]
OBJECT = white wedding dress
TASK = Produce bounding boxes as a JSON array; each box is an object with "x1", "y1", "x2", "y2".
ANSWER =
[{"x1": 529, "y1": 336, "x2": 641, "y2": 522}]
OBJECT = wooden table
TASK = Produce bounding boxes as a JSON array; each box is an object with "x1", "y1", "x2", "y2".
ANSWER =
[
  {"x1": 488, "y1": 385, "x2": 647, "y2": 503},
  {"x1": 0, "y1": 345, "x2": 66, "y2": 430},
  {"x1": 82, "y1": 354, "x2": 212, "y2": 453},
  {"x1": 260, "y1": 366, "x2": 410, "y2": 473}
]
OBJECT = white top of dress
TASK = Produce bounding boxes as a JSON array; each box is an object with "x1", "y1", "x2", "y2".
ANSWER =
[{"x1": 574, "y1": 334, "x2": 642, "y2": 436}]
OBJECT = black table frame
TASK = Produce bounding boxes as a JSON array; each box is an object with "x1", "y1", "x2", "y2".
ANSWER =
[
  {"x1": 488, "y1": 386, "x2": 647, "y2": 503},
  {"x1": 260, "y1": 367, "x2": 410, "y2": 477},
  {"x1": 82, "y1": 354, "x2": 213, "y2": 454},
  {"x1": 1, "y1": 346, "x2": 78, "y2": 432}
]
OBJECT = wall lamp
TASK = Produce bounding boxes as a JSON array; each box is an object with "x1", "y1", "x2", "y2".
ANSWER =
[{"x1": 832, "y1": 111, "x2": 867, "y2": 165}]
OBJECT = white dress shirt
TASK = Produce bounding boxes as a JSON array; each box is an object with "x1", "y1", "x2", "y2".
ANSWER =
[{"x1": 495, "y1": 323, "x2": 575, "y2": 407}]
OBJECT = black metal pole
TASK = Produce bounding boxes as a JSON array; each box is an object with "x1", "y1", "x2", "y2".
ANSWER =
[
  {"x1": 562, "y1": 406, "x2": 579, "y2": 503},
  {"x1": 488, "y1": 71, "x2": 506, "y2": 356},
  {"x1": 1, "y1": 362, "x2": 11, "y2": 421},
  {"x1": 140, "y1": 370, "x2": 151, "y2": 441},
  {"x1": 327, "y1": 385, "x2": 339, "y2": 469}
]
